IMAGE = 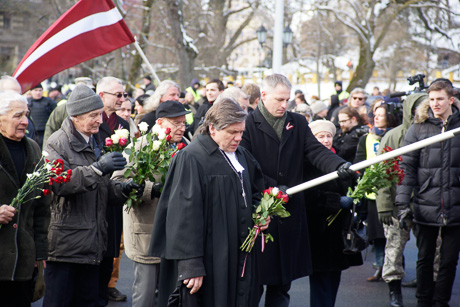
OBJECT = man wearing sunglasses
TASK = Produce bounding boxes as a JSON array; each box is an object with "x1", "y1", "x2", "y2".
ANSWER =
[
  {"x1": 330, "y1": 87, "x2": 368, "y2": 127},
  {"x1": 95, "y1": 76, "x2": 131, "y2": 305}
]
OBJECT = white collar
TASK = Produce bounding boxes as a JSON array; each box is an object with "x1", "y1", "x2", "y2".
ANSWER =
[{"x1": 223, "y1": 151, "x2": 245, "y2": 173}]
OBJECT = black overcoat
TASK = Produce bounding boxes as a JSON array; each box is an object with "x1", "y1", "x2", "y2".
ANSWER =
[
  {"x1": 149, "y1": 133, "x2": 265, "y2": 307},
  {"x1": 240, "y1": 108, "x2": 345, "y2": 285},
  {"x1": 96, "y1": 115, "x2": 129, "y2": 257}
]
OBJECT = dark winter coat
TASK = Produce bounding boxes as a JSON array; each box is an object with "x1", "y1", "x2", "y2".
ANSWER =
[
  {"x1": 149, "y1": 133, "x2": 265, "y2": 307},
  {"x1": 240, "y1": 108, "x2": 345, "y2": 285},
  {"x1": 396, "y1": 98, "x2": 460, "y2": 226},
  {"x1": 96, "y1": 115, "x2": 129, "y2": 258},
  {"x1": 334, "y1": 125, "x2": 367, "y2": 162},
  {"x1": 304, "y1": 163, "x2": 363, "y2": 272},
  {"x1": 0, "y1": 137, "x2": 50, "y2": 281},
  {"x1": 45, "y1": 117, "x2": 126, "y2": 264},
  {"x1": 193, "y1": 99, "x2": 212, "y2": 132}
]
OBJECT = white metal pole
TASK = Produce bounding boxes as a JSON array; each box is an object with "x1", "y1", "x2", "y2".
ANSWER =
[
  {"x1": 272, "y1": 0, "x2": 284, "y2": 73},
  {"x1": 133, "y1": 39, "x2": 161, "y2": 84},
  {"x1": 286, "y1": 127, "x2": 460, "y2": 195}
]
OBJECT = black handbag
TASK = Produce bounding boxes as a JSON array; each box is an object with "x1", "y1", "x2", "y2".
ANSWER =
[{"x1": 343, "y1": 202, "x2": 368, "y2": 254}]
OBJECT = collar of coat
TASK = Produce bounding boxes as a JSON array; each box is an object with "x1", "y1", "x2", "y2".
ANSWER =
[
  {"x1": 253, "y1": 107, "x2": 297, "y2": 145},
  {"x1": 61, "y1": 117, "x2": 95, "y2": 153},
  {"x1": 415, "y1": 96, "x2": 460, "y2": 124},
  {"x1": 0, "y1": 135, "x2": 38, "y2": 187},
  {"x1": 196, "y1": 133, "x2": 244, "y2": 158}
]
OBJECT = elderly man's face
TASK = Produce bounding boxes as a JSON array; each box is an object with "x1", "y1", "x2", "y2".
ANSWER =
[
  {"x1": 116, "y1": 100, "x2": 132, "y2": 122},
  {"x1": 73, "y1": 108, "x2": 104, "y2": 136},
  {"x1": 161, "y1": 86, "x2": 180, "y2": 103},
  {"x1": 158, "y1": 115, "x2": 186, "y2": 143},
  {"x1": 100, "y1": 82, "x2": 126, "y2": 113},
  {"x1": 31, "y1": 88, "x2": 43, "y2": 100},
  {"x1": 0, "y1": 101, "x2": 29, "y2": 141},
  {"x1": 209, "y1": 121, "x2": 245, "y2": 152},
  {"x1": 261, "y1": 84, "x2": 290, "y2": 117}
]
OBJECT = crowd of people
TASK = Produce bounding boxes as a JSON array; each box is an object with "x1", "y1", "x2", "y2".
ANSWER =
[{"x1": 0, "y1": 72, "x2": 459, "y2": 307}]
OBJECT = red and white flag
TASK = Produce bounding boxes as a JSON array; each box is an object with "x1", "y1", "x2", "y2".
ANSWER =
[{"x1": 13, "y1": 0, "x2": 135, "y2": 92}]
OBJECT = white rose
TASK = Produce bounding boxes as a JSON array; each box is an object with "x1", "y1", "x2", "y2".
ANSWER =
[
  {"x1": 157, "y1": 131, "x2": 166, "y2": 140},
  {"x1": 152, "y1": 140, "x2": 162, "y2": 151},
  {"x1": 151, "y1": 124, "x2": 162, "y2": 135},
  {"x1": 115, "y1": 129, "x2": 130, "y2": 139},
  {"x1": 138, "y1": 122, "x2": 149, "y2": 133},
  {"x1": 271, "y1": 187, "x2": 280, "y2": 197},
  {"x1": 111, "y1": 134, "x2": 120, "y2": 144},
  {"x1": 42, "y1": 151, "x2": 49, "y2": 157}
]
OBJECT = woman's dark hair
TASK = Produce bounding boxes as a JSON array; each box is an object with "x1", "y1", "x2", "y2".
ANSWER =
[
  {"x1": 135, "y1": 94, "x2": 150, "y2": 106},
  {"x1": 375, "y1": 104, "x2": 400, "y2": 128}
]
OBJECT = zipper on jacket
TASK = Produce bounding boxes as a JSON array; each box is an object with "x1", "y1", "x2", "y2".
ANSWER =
[
  {"x1": 440, "y1": 122, "x2": 447, "y2": 226},
  {"x1": 11, "y1": 201, "x2": 21, "y2": 281}
]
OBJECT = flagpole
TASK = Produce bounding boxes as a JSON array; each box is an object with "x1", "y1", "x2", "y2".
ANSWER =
[
  {"x1": 133, "y1": 38, "x2": 161, "y2": 84},
  {"x1": 286, "y1": 127, "x2": 460, "y2": 196}
]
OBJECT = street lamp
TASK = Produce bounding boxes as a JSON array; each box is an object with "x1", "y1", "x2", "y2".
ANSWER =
[
  {"x1": 282, "y1": 26, "x2": 293, "y2": 47},
  {"x1": 256, "y1": 25, "x2": 267, "y2": 46}
]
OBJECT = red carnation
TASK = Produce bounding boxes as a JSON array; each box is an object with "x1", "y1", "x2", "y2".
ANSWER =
[
  {"x1": 177, "y1": 143, "x2": 186, "y2": 150},
  {"x1": 119, "y1": 137, "x2": 128, "y2": 146},
  {"x1": 48, "y1": 178, "x2": 53, "y2": 185},
  {"x1": 64, "y1": 177, "x2": 71, "y2": 183},
  {"x1": 105, "y1": 137, "x2": 113, "y2": 147},
  {"x1": 43, "y1": 189, "x2": 51, "y2": 196}
]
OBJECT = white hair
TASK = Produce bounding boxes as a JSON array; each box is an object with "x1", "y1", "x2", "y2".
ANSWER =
[
  {"x1": 96, "y1": 76, "x2": 123, "y2": 94},
  {"x1": 0, "y1": 90, "x2": 28, "y2": 115},
  {"x1": 261, "y1": 74, "x2": 291, "y2": 93},
  {"x1": 143, "y1": 80, "x2": 180, "y2": 113},
  {"x1": 217, "y1": 87, "x2": 249, "y2": 104},
  {"x1": 0, "y1": 76, "x2": 21, "y2": 94}
]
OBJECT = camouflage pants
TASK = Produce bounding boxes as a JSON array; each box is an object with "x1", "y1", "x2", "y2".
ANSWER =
[
  {"x1": 382, "y1": 217, "x2": 441, "y2": 283},
  {"x1": 382, "y1": 217, "x2": 412, "y2": 283}
]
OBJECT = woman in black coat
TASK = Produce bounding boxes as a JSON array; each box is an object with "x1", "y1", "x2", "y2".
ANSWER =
[{"x1": 306, "y1": 120, "x2": 363, "y2": 307}]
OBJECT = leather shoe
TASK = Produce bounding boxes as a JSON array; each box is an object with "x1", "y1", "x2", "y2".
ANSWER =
[
  {"x1": 367, "y1": 267, "x2": 382, "y2": 282},
  {"x1": 401, "y1": 278, "x2": 417, "y2": 288},
  {"x1": 389, "y1": 291, "x2": 404, "y2": 307},
  {"x1": 107, "y1": 287, "x2": 127, "y2": 301}
]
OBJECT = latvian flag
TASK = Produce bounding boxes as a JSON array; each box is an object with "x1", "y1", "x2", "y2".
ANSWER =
[{"x1": 13, "y1": 0, "x2": 135, "y2": 92}]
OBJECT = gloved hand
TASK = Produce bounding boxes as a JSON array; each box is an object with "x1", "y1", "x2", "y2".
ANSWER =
[
  {"x1": 278, "y1": 185, "x2": 288, "y2": 194},
  {"x1": 397, "y1": 204, "x2": 412, "y2": 230},
  {"x1": 337, "y1": 162, "x2": 358, "y2": 181},
  {"x1": 121, "y1": 181, "x2": 145, "y2": 198},
  {"x1": 378, "y1": 210, "x2": 394, "y2": 226},
  {"x1": 92, "y1": 152, "x2": 126, "y2": 175},
  {"x1": 151, "y1": 182, "x2": 163, "y2": 199},
  {"x1": 340, "y1": 196, "x2": 354, "y2": 209}
]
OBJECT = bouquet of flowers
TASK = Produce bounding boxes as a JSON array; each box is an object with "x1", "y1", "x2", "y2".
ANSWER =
[
  {"x1": 105, "y1": 128, "x2": 130, "y2": 152},
  {"x1": 327, "y1": 146, "x2": 404, "y2": 225},
  {"x1": 123, "y1": 122, "x2": 185, "y2": 212},
  {"x1": 240, "y1": 187, "x2": 290, "y2": 253},
  {"x1": 1, "y1": 151, "x2": 72, "y2": 229}
]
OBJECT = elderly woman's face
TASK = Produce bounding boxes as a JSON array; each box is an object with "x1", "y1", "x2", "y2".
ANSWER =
[
  {"x1": 0, "y1": 101, "x2": 29, "y2": 141},
  {"x1": 314, "y1": 131, "x2": 333, "y2": 150}
]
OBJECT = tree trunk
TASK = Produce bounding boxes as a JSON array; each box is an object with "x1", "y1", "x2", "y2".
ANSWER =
[
  {"x1": 347, "y1": 41, "x2": 375, "y2": 92},
  {"x1": 166, "y1": 0, "x2": 198, "y2": 89},
  {"x1": 127, "y1": 0, "x2": 155, "y2": 88}
]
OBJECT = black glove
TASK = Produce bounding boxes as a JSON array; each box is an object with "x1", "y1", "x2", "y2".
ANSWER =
[
  {"x1": 121, "y1": 181, "x2": 144, "y2": 198},
  {"x1": 337, "y1": 162, "x2": 358, "y2": 181},
  {"x1": 378, "y1": 211, "x2": 394, "y2": 226},
  {"x1": 397, "y1": 204, "x2": 412, "y2": 230},
  {"x1": 278, "y1": 185, "x2": 288, "y2": 194},
  {"x1": 151, "y1": 182, "x2": 163, "y2": 199},
  {"x1": 92, "y1": 152, "x2": 127, "y2": 175}
]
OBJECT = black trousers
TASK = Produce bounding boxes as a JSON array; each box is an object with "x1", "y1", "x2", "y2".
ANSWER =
[
  {"x1": 0, "y1": 280, "x2": 33, "y2": 307},
  {"x1": 98, "y1": 256, "x2": 114, "y2": 306},
  {"x1": 414, "y1": 224, "x2": 460, "y2": 307},
  {"x1": 309, "y1": 271, "x2": 342, "y2": 307},
  {"x1": 259, "y1": 282, "x2": 291, "y2": 307},
  {"x1": 43, "y1": 261, "x2": 99, "y2": 307}
]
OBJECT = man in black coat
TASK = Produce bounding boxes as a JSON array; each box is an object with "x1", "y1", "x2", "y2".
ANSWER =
[
  {"x1": 192, "y1": 79, "x2": 224, "y2": 132},
  {"x1": 95, "y1": 76, "x2": 130, "y2": 304},
  {"x1": 240, "y1": 74, "x2": 355, "y2": 306}
]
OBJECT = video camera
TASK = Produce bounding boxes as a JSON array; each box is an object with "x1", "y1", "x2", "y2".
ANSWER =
[{"x1": 390, "y1": 73, "x2": 460, "y2": 100}]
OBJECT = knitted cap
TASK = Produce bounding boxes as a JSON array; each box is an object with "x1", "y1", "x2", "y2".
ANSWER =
[
  {"x1": 310, "y1": 101, "x2": 328, "y2": 115},
  {"x1": 309, "y1": 120, "x2": 336, "y2": 137},
  {"x1": 66, "y1": 84, "x2": 104, "y2": 116}
]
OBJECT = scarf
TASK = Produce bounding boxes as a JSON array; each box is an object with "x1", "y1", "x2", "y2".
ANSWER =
[{"x1": 258, "y1": 102, "x2": 287, "y2": 140}]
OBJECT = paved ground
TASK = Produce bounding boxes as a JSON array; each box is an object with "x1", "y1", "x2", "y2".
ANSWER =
[{"x1": 33, "y1": 231, "x2": 460, "y2": 306}]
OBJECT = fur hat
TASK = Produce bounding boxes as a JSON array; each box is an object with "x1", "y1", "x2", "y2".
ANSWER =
[
  {"x1": 309, "y1": 120, "x2": 336, "y2": 137},
  {"x1": 66, "y1": 84, "x2": 104, "y2": 116}
]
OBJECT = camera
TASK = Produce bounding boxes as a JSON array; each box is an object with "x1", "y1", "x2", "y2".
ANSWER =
[{"x1": 407, "y1": 74, "x2": 427, "y2": 91}]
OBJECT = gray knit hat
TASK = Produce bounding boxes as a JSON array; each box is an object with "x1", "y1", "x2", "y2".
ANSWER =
[
  {"x1": 310, "y1": 101, "x2": 328, "y2": 115},
  {"x1": 66, "y1": 84, "x2": 104, "y2": 116},
  {"x1": 309, "y1": 120, "x2": 336, "y2": 137}
]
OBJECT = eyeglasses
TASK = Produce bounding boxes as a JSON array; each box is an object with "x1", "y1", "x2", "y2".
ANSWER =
[
  {"x1": 104, "y1": 91, "x2": 128, "y2": 98},
  {"x1": 165, "y1": 118, "x2": 186, "y2": 128},
  {"x1": 352, "y1": 96, "x2": 364, "y2": 101},
  {"x1": 338, "y1": 118, "x2": 351, "y2": 124}
]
